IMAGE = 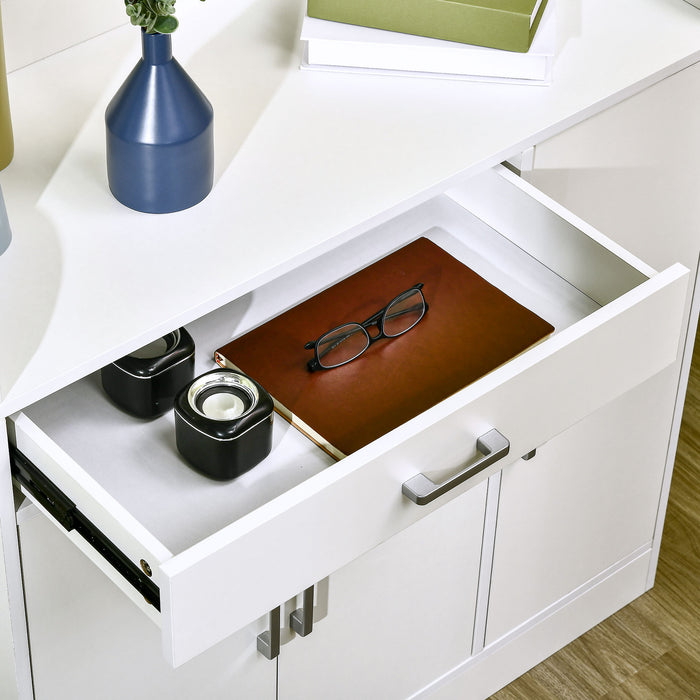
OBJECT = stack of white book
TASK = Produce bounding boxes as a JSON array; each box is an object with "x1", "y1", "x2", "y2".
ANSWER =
[{"x1": 300, "y1": 1, "x2": 556, "y2": 85}]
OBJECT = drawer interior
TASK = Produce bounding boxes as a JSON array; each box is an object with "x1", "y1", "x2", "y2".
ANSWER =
[
  {"x1": 11, "y1": 166, "x2": 654, "y2": 566},
  {"x1": 12, "y1": 166, "x2": 653, "y2": 559}
]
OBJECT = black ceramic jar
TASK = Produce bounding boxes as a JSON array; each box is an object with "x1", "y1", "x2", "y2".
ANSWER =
[
  {"x1": 174, "y1": 368, "x2": 275, "y2": 481},
  {"x1": 101, "y1": 327, "x2": 195, "y2": 418}
]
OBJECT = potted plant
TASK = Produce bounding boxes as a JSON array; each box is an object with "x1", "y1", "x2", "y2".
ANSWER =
[
  {"x1": 124, "y1": 0, "x2": 205, "y2": 35},
  {"x1": 105, "y1": 0, "x2": 214, "y2": 213}
]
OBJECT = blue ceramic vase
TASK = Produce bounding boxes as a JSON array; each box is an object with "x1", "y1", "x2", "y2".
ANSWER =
[{"x1": 105, "y1": 30, "x2": 214, "y2": 214}]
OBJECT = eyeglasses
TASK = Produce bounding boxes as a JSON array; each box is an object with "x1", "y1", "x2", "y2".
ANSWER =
[{"x1": 304, "y1": 283, "x2": 428, "y2": 371}]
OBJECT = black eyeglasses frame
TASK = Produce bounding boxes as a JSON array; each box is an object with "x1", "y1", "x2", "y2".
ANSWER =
[{"x1": 304, "y1": 283, "x2": 427, "y2": 372}]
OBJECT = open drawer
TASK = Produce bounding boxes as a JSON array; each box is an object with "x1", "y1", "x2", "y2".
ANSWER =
[{"x1": 7, "y1": 165, "x2": 688, "y2": 667}]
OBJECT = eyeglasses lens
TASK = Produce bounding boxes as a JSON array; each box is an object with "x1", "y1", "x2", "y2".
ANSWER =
[
  {"x1": 317, "y1": 323, "x2": 370, "y2": 368},
  {"x1": 383, "y1": 289, "x2": 425, "y2": 337}
]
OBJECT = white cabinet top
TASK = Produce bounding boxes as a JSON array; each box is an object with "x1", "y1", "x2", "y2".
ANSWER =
[{"x1": 1, "y1": 0, "x2": 699, "y2": 414}]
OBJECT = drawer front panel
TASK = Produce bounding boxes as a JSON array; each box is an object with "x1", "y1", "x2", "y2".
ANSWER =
[{"x1": 160, "y1": 263, "x2": 687, "y2": 665}]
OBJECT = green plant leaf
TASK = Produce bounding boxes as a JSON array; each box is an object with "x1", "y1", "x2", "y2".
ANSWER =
[{"x1": 152, "y1": 15, "x2": 178, "y2": 33}]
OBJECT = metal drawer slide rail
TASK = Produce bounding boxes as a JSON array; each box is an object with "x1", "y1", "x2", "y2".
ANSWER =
[{"x1": 10, "y1": 446, "x2": 161, "y2": 611}]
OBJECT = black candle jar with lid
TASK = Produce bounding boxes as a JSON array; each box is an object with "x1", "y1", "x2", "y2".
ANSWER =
[
  {"x1": 174, "y1": 368, "x2": 274, "y2": 481},
  {"x1": 101, "y1": 327, "x2": 195, "y2": 418}
]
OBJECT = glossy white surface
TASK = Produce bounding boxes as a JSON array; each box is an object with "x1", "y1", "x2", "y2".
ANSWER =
[{"x1": 1, "y1": 0, "x2": 699, "y2": 415}]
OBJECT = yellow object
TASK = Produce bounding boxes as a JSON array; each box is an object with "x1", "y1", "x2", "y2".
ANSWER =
[{"x1": 0, "y1": 5, "x2": 14, "y2": 170}]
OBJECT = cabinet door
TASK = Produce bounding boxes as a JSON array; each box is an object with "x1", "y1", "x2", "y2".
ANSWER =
[
  {"x1": 485, "y1": 371, "x2": 675, "y2": 645},
  {"x1": 278, "y1": 479, "x2": 488, "y2": 700},
  {"x1": 17, "y1": 503, "x2": 276, "y2": 700}
]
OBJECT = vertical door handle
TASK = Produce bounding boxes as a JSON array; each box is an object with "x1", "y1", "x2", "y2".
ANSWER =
[
  {"x1": 402, "y1": 429, "x2": 510, "y2": 505},
  {"x1": 257, "y1": 606, "x2": 281, "y2": 659},
  {"x1": 290, "y1": 585, "x2": 314, "y2": 637}
]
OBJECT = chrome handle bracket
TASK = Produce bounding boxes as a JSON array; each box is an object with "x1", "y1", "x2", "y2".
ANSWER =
[
  {"x1": 257, "y1": 606, "x2": 281, "y2": 660},
  {"x1": 290, "y1": 586, "x2": 314, "y2": 637}
]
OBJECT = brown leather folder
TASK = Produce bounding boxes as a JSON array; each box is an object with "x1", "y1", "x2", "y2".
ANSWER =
[{"x1": 216, "y1": 237, "x2": 554, "y2": 459}]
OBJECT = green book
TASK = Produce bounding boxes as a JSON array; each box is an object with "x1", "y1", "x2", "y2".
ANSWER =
[{"x1": 306, "y1": 0, "x2": 549, "y2": 53}]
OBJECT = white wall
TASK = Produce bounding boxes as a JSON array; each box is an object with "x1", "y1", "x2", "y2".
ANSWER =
[{"x1": 1, "y1": 0, "x2": 126, "y2": 72}]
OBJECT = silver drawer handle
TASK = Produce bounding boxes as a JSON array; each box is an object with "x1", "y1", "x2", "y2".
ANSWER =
[{"x1": 402, "y1": 429, "x2": 510, "y2": 506}]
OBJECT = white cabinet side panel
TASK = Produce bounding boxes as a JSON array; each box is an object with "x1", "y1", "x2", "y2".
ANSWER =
[
  {"x1": 0, "y1": 425, "x2": 29, "y2": 699},
  {"x1": 0, "y1": 529, "x2": 18, "y2": 700}
]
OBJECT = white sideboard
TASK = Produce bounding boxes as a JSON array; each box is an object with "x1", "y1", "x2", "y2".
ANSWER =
[{"x1": 1, "y1": 1, "x2": 699, "y2": 698}]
